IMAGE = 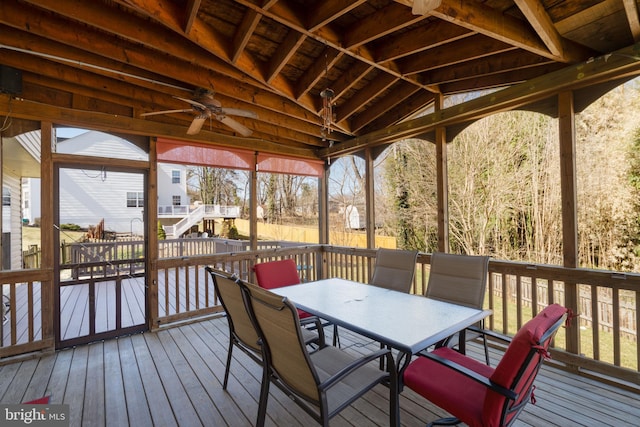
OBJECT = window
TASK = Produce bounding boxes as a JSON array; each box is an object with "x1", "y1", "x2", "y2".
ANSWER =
[
  {"x1": 172, "y1": 170, "x2": 181, "y2": 184},
  {"x1": 172, "y1": 195, "x2": 181, "y2": 206},
  {"x1": 127, "y1": 192, "x2": 144, "y2": 207},
  {"x1": 2, "y1": 188, "x2": 9, "y2": 206}
]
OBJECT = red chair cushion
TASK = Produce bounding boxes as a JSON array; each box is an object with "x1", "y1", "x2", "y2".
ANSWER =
[
  {"x1": 23, "y1": 396, "x2": 50, "y2": 404},
  {"x1": 253, "y1": 259, "x2": 312, "y2": 319},
  {"x1": 253, "y1": 259, "x2": 301, "y2": 289},
  {"x1": 483, "y1": 303, "x2": 568, "y2": 426},
  {"x1": 403, "y1": 347, "x2": 495, "y2": 427}
]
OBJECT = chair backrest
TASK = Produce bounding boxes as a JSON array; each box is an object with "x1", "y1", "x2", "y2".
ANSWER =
[
  {"x1": 369, "y1": 248, "x2": 419, "y2": 293},
  {"x1": 241, "y1": 282, "x2": 320, "y2": 403},
  {"x1": 483, "y1": 303, "x2": 568, "y2": 426},
  {"x1": 253, "y1": 258, "x2": 301, "y2": 289},
  {"x1": 425, "y1": 252, "x2": 489, "y2": 308},
  {"x1": 206, "y1": 267, "x2": 261, "y2": 353}
]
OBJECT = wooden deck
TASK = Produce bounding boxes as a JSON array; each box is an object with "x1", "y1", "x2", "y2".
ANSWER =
[{"x1": 1, "y1": 315, "x2": 638, "y2": 427}]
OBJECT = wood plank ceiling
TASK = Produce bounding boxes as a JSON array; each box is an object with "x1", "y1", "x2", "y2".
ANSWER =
[{"x1": 1, "y1": 0, "x2": 639, "y2": 159}]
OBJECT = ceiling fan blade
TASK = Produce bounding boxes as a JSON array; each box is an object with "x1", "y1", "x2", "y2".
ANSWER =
[
  {"x1": 218, "y1": 115, "x2": 252, "y2": 136},
  {"x1": 140, "y1": 109, "x2": 192, "y2": 117},
  {"x1": 174, "y1": 96, "x2": 210, "y2": 110},
  {"x1": 220, "y1": 108, "x2": 257, "y2": 118},
  {"x1": 187, "y1": 116, "x2": 207, "y2": 135}
]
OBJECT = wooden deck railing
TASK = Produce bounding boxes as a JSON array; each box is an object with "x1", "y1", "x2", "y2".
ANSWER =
[{"x1": 5, "y1": 242, "x2": 640, "y2": 390}]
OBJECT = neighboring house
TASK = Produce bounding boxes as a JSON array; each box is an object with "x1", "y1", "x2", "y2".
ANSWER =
[
  {"x1": 157, "y1": 162, "x2": 189, "y2": 211},
  {"x1": 21, "y1": 177, "x2": 40, "y2": 225},
  {"x1": 2, "y1": 129, "x2": 41, "y2": 269},
  {"x1": 20, "y1": 130, "x2": 189, "y2": 235}
]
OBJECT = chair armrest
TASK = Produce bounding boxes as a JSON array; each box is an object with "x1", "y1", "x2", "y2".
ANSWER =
[
  {"x1": 318, "y1": 348, "x2": 393, "y2": 392},
  {"x1": 467, "y1": 325, "x2": 512, "y2": 344},
  {"x1": 420, "y1": 351, "x2": 518, "y2": 401},
  {"x1": 300, "y1": 316, "x2": 326, "y2": 346}
]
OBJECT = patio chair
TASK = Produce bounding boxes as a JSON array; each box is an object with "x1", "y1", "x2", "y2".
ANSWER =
[
  {"x1": 206, "y1": 266, "x2": 320, "y2": 390},
  {"x1": 369, "y1": 248, "x2": 418, "y2": 368},
  {"x1": 370, "y1": 248, "x2": 419, "y2": 293},
  {"x1": 205, "y1": 266, "x2": 263, "y2": 390},
  {"x1": 240, "y1": 280, "x2": 398, "y2": 427},
  {"x1": 253, "y1": 258, "x2": 339, "y2": 346},
  {"x1": 425, "y1": 252, "x2": 491, "y2": 364},
  {"x1": 403, "y1": 303, "x2": 570, "y2": 427}
]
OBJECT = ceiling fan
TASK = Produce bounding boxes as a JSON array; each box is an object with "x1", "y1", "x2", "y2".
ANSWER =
[{"x1": 141, "y1": 88, "x2": 257, "y2": 136}]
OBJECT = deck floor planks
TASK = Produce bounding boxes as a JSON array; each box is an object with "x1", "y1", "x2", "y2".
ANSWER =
[
  {"x1": 117, "y1": 335, "x2": 154, "y2": 427},
  {"x1": 23, "y1": 354, "x2": 55, "y2": 403},
  {"x1": 103, "y1": 338, "x2": 129, "y2": 427},
  {"x1": 155, "y1": 328, "x2": 223, "y2": 426},
  {"x1": 66, "y1": 345, "x2": 89, "y2": 427},
  {"x1": 171, "y1": 323, "x2": 251, "y2": 425},
  {"x1": 1, "y1": 315, "x2": 639, "y2": 426},
  {"x1": 195, "y1": 316, "x2": 315, "y2": 427},
  {"x1": 84, "y1": 343, "x2": 106, "y2": 427},
  {"x1": 130, "y1": 332, "x2": 180, "y2": 427}
]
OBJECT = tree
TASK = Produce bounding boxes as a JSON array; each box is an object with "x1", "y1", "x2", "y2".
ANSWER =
[{"x1": 187, "y1": 166, "x2": 239, "y2": 205}]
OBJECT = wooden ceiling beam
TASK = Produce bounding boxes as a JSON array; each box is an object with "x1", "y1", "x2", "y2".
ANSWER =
[
  {"x1": 0, "y1": 32, "x2": 331, "y2": 145},
  {"x1": 373, "y1": 20, "x2": 472, "y2": 63},
  {"x1": 335, "y1": 73, "x2": 397, "y2": 123},
  {"x1": 2, "y1": 1, "x2": 327, "y2": 132},
  {"x1": 266, "y1": 30, "x2": 306, "y2": 84},
  {"x1": 0, "y1": 94, "x2": 320, "y2": 158},
  {"x1": 342, "y1": 2, "x2": 426, "y2": 49},
  {"x1": 306, "y1": 0, "x2": 366, "y2": 32},
  {"x1": 428, "y1": 0, "x2": 593, "y2": 63},
  {"x1": 359, "y1": 90, "x2": 436, "y2": 135},
  {"x1": 422, "y1": 50, "x2": 555, "y2": 87},
  {"x1": 322, "y1": 43, "x2": 640, "y2": 158},
  {"x1": 622, "y1": 0, "x2": 640, "y2": 42},
  {"x1": 350, "y1": 82, "x2": 424, "y2": 133},
  {"x1": 514, "y1": 0, "x2": 563, "y2": 57},
  {"x1": 232, "y1": 9, "x2": 262, "y2": 64},
  {"x1": 295, "y1": 48, "x2": 341, "y2": 100},
  {"x1": 183, "y1": 0, "x2": 201, "y2": 34},
  {"x1": 323, "y1": 61, "x2": 374, "y2": 105},
  {"x1": 238, "y1": 0, "x2": 439, "y2": 95},
  {"x1": 399, "y1": 35, "x2": 516, "y2": 75},
  {"x1": 112, "y1": 0, "x2": 319, "y2": 113}
]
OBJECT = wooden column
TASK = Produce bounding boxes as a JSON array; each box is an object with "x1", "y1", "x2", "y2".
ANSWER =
[
  {"x1": 365, "y1": 147, "x2": 376, "y2": 249},
  {"x1": 148, "y1": 137, "x2": 159, "y2": 330},
  {"x1": 435, "y1": 94, "x2": 449, "y2": 253},
  {"x1": 558, "y1": 90, "x2": 580, "y2": 355},
  {"x1": 318, "y1": 160, "x2": 330, "y2": 280},
  {"x1": 318, "y1": 160, "x2": 329, "y2": 245},
  {"x1": 250, "y1": 153, "x2": 258, "y2": 251},
  {"x1": 40, "y1": 122, "x2": 55, "y2": 346}
]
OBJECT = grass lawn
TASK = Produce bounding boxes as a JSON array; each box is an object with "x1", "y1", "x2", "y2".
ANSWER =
[{"x1": 22, "y1": 226, "x2": 87, "y2": 248}]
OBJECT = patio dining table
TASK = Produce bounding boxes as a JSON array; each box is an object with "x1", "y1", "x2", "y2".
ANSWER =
[{"x1": 271, "y1": 277, "x2": 492, "y2": 426}]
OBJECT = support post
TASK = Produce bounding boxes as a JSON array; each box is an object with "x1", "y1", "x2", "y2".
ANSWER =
[
  {"x1": 40, "y1": 122, "x2": 55, "y2": 346},
  {"x1": 148, "y1": 137, "x2": 159, "y2": 330},
  {"x1": 435, "y1": 94, "x2": 449, "y2": 253},
  {"x1": 365, "y1": 147, "x2": 376, "y2": 249},
  {"x1": 558, "y1": 90, "x2": 580, "y2": 355}
]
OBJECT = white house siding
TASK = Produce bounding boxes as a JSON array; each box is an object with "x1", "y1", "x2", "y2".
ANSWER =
[
  {"x1": 3, "y1": 174, "x2": 23, "y2": 269},
  {"x1": 54, "y1": 131, "x2": 187, "y2": 234},
  {"x1": 22, "y1": 178, "x2": 41, "y2": 225},
  {"x1": 157, "y1": 163, "x2": 189, "y2": 208},
  {"x1": 55, "y1": 130, "x2": 148, "y2": 161},
  {"x1": 59, "y1": 168, "x2": 146, "y2": 233}
]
